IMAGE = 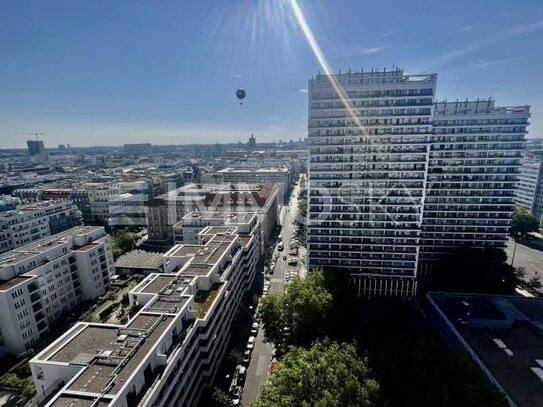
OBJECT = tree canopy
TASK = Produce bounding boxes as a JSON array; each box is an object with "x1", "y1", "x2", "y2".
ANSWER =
[
  {"x1": 111, "y1": 228, "x2": 137, "y2": 259},
  {"x1": 253, "y1": 341, "x2": 379, "y2": 407},
  {"x1": 258, "y1": 271, "x2": 332, "y2": 350},
  {"x1": 430, "y1": 246, "x2": 521, "y2": 294},
  {"x1": 510, "y1": 207, "x2": 539, "y2": 239}
]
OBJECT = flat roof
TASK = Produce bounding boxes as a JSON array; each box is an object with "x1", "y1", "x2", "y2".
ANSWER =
[
  {"x1": 50, "y1": 395, "x2": 111, "y2": 407},
  {"x1": 48, "y1": 314, "x2": 174, "y2": 396},
  {"x1": 74, "y1": 243, "x2": 99, "y2": 252},
  {"x1": 0, "y1": 226, "x2": 104, "y2": 266},
  {"x1": 429, "y1": 293, "x2": 543, "y2": 407},
  {"x1": 114, "y1": 250, "x2": 163, "y2": 271},
  {"x1": 0, "y1": 275, "x2": 32, "y2": 291}
]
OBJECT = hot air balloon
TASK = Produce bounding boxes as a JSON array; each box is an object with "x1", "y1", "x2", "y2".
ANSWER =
[{"x1": 236, "y1": 88, "x2": 246, "y2": 105}]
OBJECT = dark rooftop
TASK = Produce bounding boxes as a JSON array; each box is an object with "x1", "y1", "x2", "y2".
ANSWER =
[{"x1": 428, "y1": 293, "x2": 543, "y2": 407}]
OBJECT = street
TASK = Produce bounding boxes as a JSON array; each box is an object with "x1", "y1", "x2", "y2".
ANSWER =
[
  {"x1": 506, "y1": 237, "x2": 543, "y2": 283},
  {"x1": 241, "y1": 174, "x2": 306, "y2": 406}
]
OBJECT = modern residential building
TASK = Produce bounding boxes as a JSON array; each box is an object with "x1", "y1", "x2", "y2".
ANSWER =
[
  {"x1": 147, "y1": 183, "x2": 278, "y2": 243},
  {"x1": 27, "y1": 140, "x2": 46, "y2": 156},
  {"x1": 31, "y1": 219, "x2": 260, "y2": 407},
  {"x1": 427, "y1": 292, "x2": 543, "y2": 407},
  {"x1": 307, "y1": 68, "x2": 437, "y2": 296},
  {"x1": 173, "y1": 211, "x2": 261, "y2": 253},
  {"x1": 515, "y1": 158, "x2": 543, "y2": 225},
  {"x1": 419, "y1": 100, "x2": 530, "y2": 275},
  {"x1": 306, "y1": 68, "x2": 530, "y2": 296},
  {"x1": 217, "y1": 167, "x2": 291, "y2": 203},
  {"x1": 0, "y1": 201, "x2": 83, "y2": 254},
  {"x1": 0, "y1": 226, "x2": 114, "y2": 356}
]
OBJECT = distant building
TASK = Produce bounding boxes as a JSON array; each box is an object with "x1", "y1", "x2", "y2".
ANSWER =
[
  {"x1": 247, "y1": 133, "x2": 256, "y2": 150},
  {"x1": 26, "y1": 140, "x2": 45, "y2": 156},
  {"x1": 31, "y1": 221, "x2": 260, "y2": 406},
  {"x1": 515, "y1": 158, "x2": 543, "y2": 226},
  {"x1": 428, "y1": 292, "x2": 543, "y2": 407},
  {"x1": 124, "y1": 143, "x2": 152, "y2": 154},
  {"x1": 0, "y1": 226, "x2": 114, "y2": 356},
  {"x1": 0, "y1": 195, "x2": 21, "y2": 212},
  {"x1": 217, "y1": 167, "x2": 291, "y2": 203},
  {"x1": 0, "y1": 201, "x2": 83, "y2": 254},
  {"x1": 147, "y1": 183, "x2": 279, "y2": 243}
]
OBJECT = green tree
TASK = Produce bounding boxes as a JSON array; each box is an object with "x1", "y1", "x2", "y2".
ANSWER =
[
  {"x1": 430, "y1": 247, "x2": 520, "y2": 294},
  {"x1": 228, "y1": 348, "x2": 244, "y2": 366},
  {"x1": 510, "y1": 207, "x2": 539, "y2": 239},
  {"x1": 111, "y1": 228, "x2": 137, "y2": 259},
  {"x1": 527, "y1": 275, "x2": 542, "y2": 290},
  {"x1": 258, "y1": 271, "x2": 332, "y2": 350},
  {"x1": 253, "y1": 341, "x2": 379, "y2": 407},
  {"x1": 210, "y1": 387, "x2": 232, "y2": 407}
]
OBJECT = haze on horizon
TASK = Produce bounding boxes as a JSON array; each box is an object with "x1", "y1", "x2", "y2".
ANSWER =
[{"x1": 1, "y1": 0, "x2": 542, "y2": 148}]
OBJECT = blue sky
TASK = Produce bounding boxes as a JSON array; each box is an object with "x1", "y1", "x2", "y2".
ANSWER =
[{"x1": 0, "y1": 0, "x2": 542, "y2": 148}]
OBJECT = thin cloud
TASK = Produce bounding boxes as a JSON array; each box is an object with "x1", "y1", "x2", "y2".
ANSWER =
[
  {"x1": 331, "y1": 45, "x2": 387, "y2": 58},
  {"x1": 454, "y1": 24, "x2": 480, "y2": 33},
  {"x1": 472, "y1": 57, "x2": 518, "y2": 69},
  {"x1": 228, "y1": 73, "x2": 243, "y2": 79},
  {"x1": 422, "y1": 18, "x2": 543, "y2": 70},
  {"x1": 298, "y1": 88, "x2": 309, "y2": 93},
  {"x1": 361, "y1": 47, "x2": 386, "y2": 55}
]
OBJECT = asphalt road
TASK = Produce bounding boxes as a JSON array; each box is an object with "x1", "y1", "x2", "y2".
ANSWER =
[
  {"x1": 241, "y1": 175, "x2": 306, "y2": 406},
  {"x1": 506, "y1": 237, "x2": 543, "y2": 283}
]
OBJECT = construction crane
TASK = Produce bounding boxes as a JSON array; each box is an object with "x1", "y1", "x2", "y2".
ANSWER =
[{"x1": 15, "y1": 132, "x2": 43, "y2": 140}]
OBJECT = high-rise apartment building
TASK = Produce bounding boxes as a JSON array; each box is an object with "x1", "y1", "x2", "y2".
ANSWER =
[
  {"x1": 307, "y1": 68, "x2": 437, "y2": 296},
  {"x1": 419, "y1": 100, "x2": 529, "y2": 273},
  {"x1": 307, "y1": 68, "x2": 530, "y2": 296},
  {"x1": 26, "y1": 139, "x2": 46, "y2": 156},
  {"x1": 0, "y1": 226, "x2": 114, "y2": 356}
]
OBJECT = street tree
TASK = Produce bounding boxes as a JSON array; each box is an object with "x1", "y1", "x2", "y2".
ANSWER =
[
  {"x1": 258, "y1": 270, "x2": 332, "y2": 350},
  {"x1": 430, "y1": 247, "x2": 521, "y2": 294},
  {"x1": 253, "y1": 341, "x2": 379, "y2": 407},
  {"x1": 510, "y1": 207, "x2": 539, "y2": 239}
]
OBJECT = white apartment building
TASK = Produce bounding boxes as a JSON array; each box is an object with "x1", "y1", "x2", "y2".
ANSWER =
[
  {"x1": 0, "y1": 201, "x2": 83, "y2": 255},
  {"x1": 173, "y1": 211, "x2": 259, "y2": 245},
  {"x1": 307, "y1": 68, "x2": 530, "y2": 296},
  {"x1": 31, "y1": 220, "x2": 260, "y2": 407},
  {"x1": 419, "y1": 100, "x2": 530, "y2": 273},
  {"x1": 515, "y1": 158, "x2": 543, "y2": 225},
  {"x1": 0, "y1": 226, "x2": 114, "y2": 356},
  {"x1": 515, "y1": 160, "x2": 541, "y2": 213},
  {"x1": 307, "y1": 68, "x2": 437, "y2": 296}
]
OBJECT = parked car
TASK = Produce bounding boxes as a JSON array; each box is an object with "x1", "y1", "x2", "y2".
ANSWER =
[
  {"x1": 237, "y1": 366, "x2": 246, "y2": 383},
  {"x1": 247, "y1": 336, "x2": 255, "y2": 350},
  {"x1": 243, "y1": 349, "x2": 251, "y2": 364},
  {"x1": 288, "y1": 257, "x2": 298, "y2": 266},
  {"x1": 251, "y1": 322, "x2": 259, "y2": 335}
]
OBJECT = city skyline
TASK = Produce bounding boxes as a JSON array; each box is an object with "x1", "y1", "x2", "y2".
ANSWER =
[{"x1": 1, "y1": 0, "x2": 543, "y2": 148}]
